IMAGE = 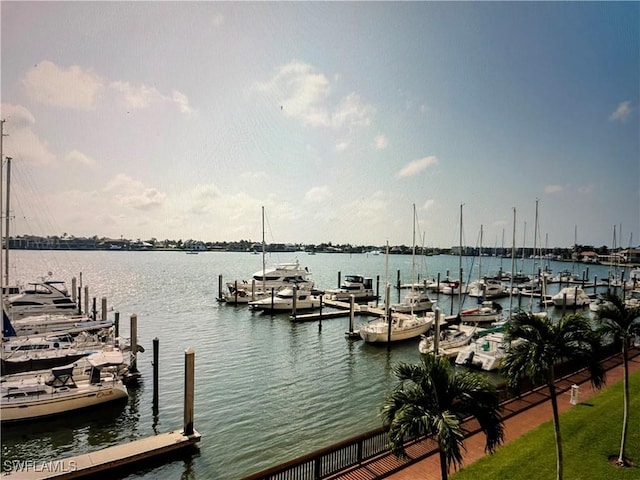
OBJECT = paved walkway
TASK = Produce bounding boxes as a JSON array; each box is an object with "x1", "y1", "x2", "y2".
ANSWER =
[{"x1": 331, "y1": 347, "x2": 640, "y2": 480}]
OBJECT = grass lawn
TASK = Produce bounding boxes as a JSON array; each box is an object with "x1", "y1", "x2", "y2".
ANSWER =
[{"x1": 451, "y1": 370, "x2": 640, "y2": 480}]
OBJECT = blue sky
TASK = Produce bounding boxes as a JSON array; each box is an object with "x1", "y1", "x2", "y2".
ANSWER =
[{"x1": 1, "y1": 2, "x2": 638, "y2": 248}]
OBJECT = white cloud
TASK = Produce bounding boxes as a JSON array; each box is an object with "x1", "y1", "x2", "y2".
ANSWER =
[
  {"x1": 211, "y1": 12, "x2": 225, "y2": 27},
  {"x1": 64, "y1": 150, "x2": 97, "y2": 167},
  {"x1": 609, "y1": 101, "x2": 631, "y2": 122},
  {"x1": 253, "y1": 61, "x2": 374, "y2": 130},
  {"x1": 335, "y1": 140, "x2": 350, "y2": 152},
  {"x1": 396, "y1": 156, "x2": 438, "y2": 178},
  {"x1": 1, "y1": 103, "x2": 56, "y2": 165},
  {"x1": 23, "y1": 61, "x2": 104, "y2": 110},
  {"x1": 577, "y1": 184, "x2": 595, "y2": 195},
  {"x1": 103, "y1": 174, "x2": 166, "y2": 211},
  {"x1": 22, "y1": 60, "x2": 191, "y2": 114},
  {"x1": 304, "y1": 185, "x2": 331, "y2": 203},
  {"x1": 544, "y1": 184, "x2": 564, "y2": 194},
  {"x1": 421, "y1": 199, "x2": 435, "y2": 211},
  {"x1": 373, "y1": 134, "x2": 389, "y2": 150}
]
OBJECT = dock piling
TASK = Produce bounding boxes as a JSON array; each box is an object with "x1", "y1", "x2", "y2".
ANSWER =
[
  {"x1": 348, "y1": 294, "x2": 355, "y2": 334},
  {"x1": 434, "y1": 308, "x2": 441, "y2": 355},
  {"x1": 130, "y1": 314, "x2": 139, "y2": 373},
  {"x1": 153, "y1": 337, "x2": 159, "y2": 410},
  {"x1": 184, "y1": 347, "x2": 196, "y2": 436},
  {"x1": 101, "y1": 297, "x2": 107, "y2": 321},
  {"x1": 218, "y1": 274, "x2": 223, "y2": 300},
  {"x1": 71, "y1": 277, "x2": 77, "y2": 303},
  {"x1": 84, "y1": 286, "x2": 89, "y2": 318}
]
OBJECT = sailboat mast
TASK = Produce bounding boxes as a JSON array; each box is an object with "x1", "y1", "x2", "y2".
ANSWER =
[
  {"x1": 0, "y1": 119, "x2": 5, "y2": 296},
  {"x1": 4, "y1": 157, "x2": 10, "y2": 287},
  {"x1": 458, "y1": 204, "x2": 463, "y2": 312},
  {"x1": 261, "y1": 206, "x2": 266, "y2": 293},
  {"x1": 530, "y1": 199, "x2": 539, "y2": 312},
  {"x1": 509, "y1": 207, "x2": 516, "y2": 315},
  {"x1": 411, "y1": 204, "x2": 416, "y2": 289}
]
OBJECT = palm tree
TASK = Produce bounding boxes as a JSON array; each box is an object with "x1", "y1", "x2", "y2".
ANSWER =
[
  {"x1": 595, "y1": 292, "x2": 640, "y2": 466},
  {"x1": 381, "y1": 353, "x2": 503, "y2": 480},
  {"x1": 501, "y1": 311, "x2": 605, "y2": 480}
]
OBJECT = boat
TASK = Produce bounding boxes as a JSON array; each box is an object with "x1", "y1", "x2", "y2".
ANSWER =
[
  {"x1": 5, "y1": 280, "x2": 78, "y2": 319},
  {"x1": 454, "y1": 331, "x2": 510, "y2": 371},
  {"x1": 391, "y1": 204, "x2": 434, "y2": 314},
  {"x1": 467, "y1": 278, "x2": 508, "y2": 299},
  {"x1": 418, "y1": 323, "x2": 478, "y2": 358},
  {"x1": 1, "y1": 329, "x2": 116, "y2": 375},
  {"x1": 359, "y1": 311, "x2": 434, "y2": 344},
  {"x1": 1, "y1": 350, "x2": 128, "y2": 423},
  {"x1": 248, "y1": 286, "x2": 322, "y2": 313},
  {"x1": 391, "y1": 288, "x2": 433, "y2": 313},
  {"x1": 459, "y1": 300, "x2": 503, "y2": 323},
  {"x1": 6, "y1": 310, "x2": 113, "y2": 337},
  {"x1": 223, "y1": 260, "x2": 314, "y2": 304},
  {"x1": 326, "y1": 275, "x2": 376, "y2": 302},
  {"x1": 551, "y1": 286, "x2": 591, "y2": 308}
]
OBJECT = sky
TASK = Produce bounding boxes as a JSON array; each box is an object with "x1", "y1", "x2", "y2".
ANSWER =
[{"x1": 1, "y1": 2, "x2": 638, "y2": 249}]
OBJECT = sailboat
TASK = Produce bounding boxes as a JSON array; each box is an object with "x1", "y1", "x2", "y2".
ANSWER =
[
  {"x1": 391, "y1": 205, "x2": 434, "y2": 313},
  {"x1": 359, "y1": 208, "x2": 434, "y2": 344}
]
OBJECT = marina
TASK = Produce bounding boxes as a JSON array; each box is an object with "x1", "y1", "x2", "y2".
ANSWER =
[{"x1": 1, "y1": 249, "x2": 637, "y2": 479}]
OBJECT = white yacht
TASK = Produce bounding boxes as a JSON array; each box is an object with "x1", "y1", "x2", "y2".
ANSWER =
[
  {"x1": 359, "y1": 311, "x2": 434, "y2": 344},
  {"x1": 223, "y1": 260, "x2": 313, "y2": 304},
  {"x1": 467, "y1": 278, "x2": 508, "y2": 299},
  {"x1": 326, "y1": 275, "x2": 377, "y2": 302},
  {"x1": 248, "y1": 287, "x2": 321, "y2": 313},
  {"x1": 1, "y1": 350, "x2": 128, "y2": 423},
  {"x1": 455, "y1": 331, "x2": 510, "y2": 371},
  {"x1": 551, "y1": 286, "x2": 591, "y2": 307},
  {"x1": 391, "y1": 288, "x2": 433, "y2": 313},
  {"x1": 5, "y1": 280, "x2": 78, "y2": 319}
]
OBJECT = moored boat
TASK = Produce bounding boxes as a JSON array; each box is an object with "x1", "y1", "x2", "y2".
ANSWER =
[{"x1": 359, "y1": 311, "x2": 434, "y2": 344}]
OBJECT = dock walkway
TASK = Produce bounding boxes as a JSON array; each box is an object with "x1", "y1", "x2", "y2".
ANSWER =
[
  {"x1": 328, "y1": 347, "x2": 640, "y2": 480},
  {"x1": 1, "y1": 430, "x2": 201, "y2": 479}
]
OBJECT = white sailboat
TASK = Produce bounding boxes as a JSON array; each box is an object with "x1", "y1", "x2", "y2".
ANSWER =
[{"x1": 1, "y1": 350, "x2": 128, "y2": 423}]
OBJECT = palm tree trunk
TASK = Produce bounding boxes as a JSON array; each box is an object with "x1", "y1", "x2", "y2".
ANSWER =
[
  {"x1": 618, "y1": 341, "x2": 629, "y2": 465},
  {"x1": 548, "y1": 368, "x2": 563, "y2": 480},
  {"x1": 439, "y1": 449, "x2": 449, "y2": 480}
]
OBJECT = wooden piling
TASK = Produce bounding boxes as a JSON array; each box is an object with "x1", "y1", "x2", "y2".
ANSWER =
[
  {"x1": 348, "y1": 294, "x2": 355, "y2": 334},
  {"x1": 184, "y1": 347, "x2": 195, "y2": 436},
  {"x1": 292, "y1": 285, "x2": 297, "y2": 319},
  {"x1": 101, "y1": 297, "x2": 107, "y2": 321},
  {"x1": 71, "y1": 277, "x2": 77, "y2": 303},
  {"x1": 130, "y1": 314, "x2": 138, "y2": 373},
  {"x1": 318, "y1": 295, "x2": 323, "y2": 331},
  {"x1": 92, "y1": 297, "x2": 97, "y2": 321},
  {"x1": 114, "y1": 311, "x2": 120, "y2": 337},
  {"x1": 153, "y1": 337, "x2": 159, "y2": 409},
  {"x1": 218, "y1": 274, "x2": 223, "y2": 300},
  {"x1": 84, "y1": 286, "x2": 89, "y2": 318}
]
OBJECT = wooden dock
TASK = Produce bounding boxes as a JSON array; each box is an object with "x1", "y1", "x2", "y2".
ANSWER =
[
  {"x1": 290, "y1": 299, "x2": 385, "y2": 322},
  {"x1": 1, "y1": 429, "x2": 201, "y2": 479}
]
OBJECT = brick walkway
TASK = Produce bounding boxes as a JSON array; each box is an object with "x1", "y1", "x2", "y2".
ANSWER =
[{"x1": 330, "y1": 347, "x2": 640, "y2": 480}]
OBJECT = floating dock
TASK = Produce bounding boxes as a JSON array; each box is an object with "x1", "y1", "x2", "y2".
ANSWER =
[
  {"x1": 1, "y1": 430, "x2": 201, "y2": 479},
  {"x1": 290, "y1": 298, "x2": 385, "y2": 322}
]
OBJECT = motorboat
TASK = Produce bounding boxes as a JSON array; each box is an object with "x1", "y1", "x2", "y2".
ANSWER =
[
  {"x1": 359, "y1": 311, "x2": 434, "y2": 344},
  {"x1": 223, "y1": 260, "x2": 314, "y2": 304},
  {"x1": 7, "y1": 312, "x2": 113, "y2": 337},
  {"x1": 1, "y1": 350, "x2": 128, "y2": 423},
  {"x1": 454, "y1": 331, "x2": 510, "y2": 371},
  {"x1": 467, "y1": 278, "x2": 508, "y2": 299},
  {"x1": 5, "y1": 280, "x2": 78, "y2": 319},
  {"x1": 459, "y1": 301, "x2": 503, "y2": 323},
  {"x1": 248, "y1": 287, "x2": 322, "y2": 313},
  {"x1": 551, "y1": 286, "x2": 591, "y2": 308},
  {"x1": 1, "y1": 329, "x2": 116, "y2": 375},
  {"x1": 326, "y1": 275, "x2": 377, "y2": 302},
  {"x1": 418, "y1": 324, "x2": 478, "y2": 358},
  {"x1": 390, "y1": 288, "x2": 433, "y2": 313},
  {"x1": 440, "y1": 279, "x2": 466, "y2": 295}
]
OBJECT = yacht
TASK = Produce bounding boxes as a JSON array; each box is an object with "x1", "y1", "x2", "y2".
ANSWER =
[
  {"x1": 6, "y1": 280, "x2": 78, "y2": 319},
  {"x1": 359, "y1": 311, "x2": 434, "y2": 344},
  {"x1": 551, "y1": 286, "x2": 591, "y2": 308},
  {"x1": 326, "y1": 275, "x2": 377, "y2": 302},
  {"x1": 1, "y1": 350, "x2": 128, "y2": 423},
  {"x1": 223, "y1": 260, "x2": 313, "y2": 304},
  {"x1": 455, "y1": 331, "x2": 510, "y2": 371},
  {"x1": 248, "y1": 287, "x2": 322, "y2": 313}
]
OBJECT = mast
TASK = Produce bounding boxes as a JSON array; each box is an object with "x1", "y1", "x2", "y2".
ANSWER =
[
  {"x1": 530, "y1": 199, "x2": 539, "y2": 312},
  {"x1": 4, "y1": 156, "x2": 10, "y2": 287},
  {"x1": 410, "y1": 204, "x2": 417, "y2": 315},
  {"x1": 261, "y1": 206, "x2": 266, "y2": 293},
  {"x1": 458, "y1": 203, "x2": 463, "y2": 312},
  {"x1": 0, "y1": 119, "x2": 5, "y2": 297},
  {"x1": 508, "y1": 207, "x2": 516, "y2": 316}
]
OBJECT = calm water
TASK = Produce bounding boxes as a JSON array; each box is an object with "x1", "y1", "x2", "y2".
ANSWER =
[{"x1": 0, "y1": 250, "x2": 621, "y2": 479}]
